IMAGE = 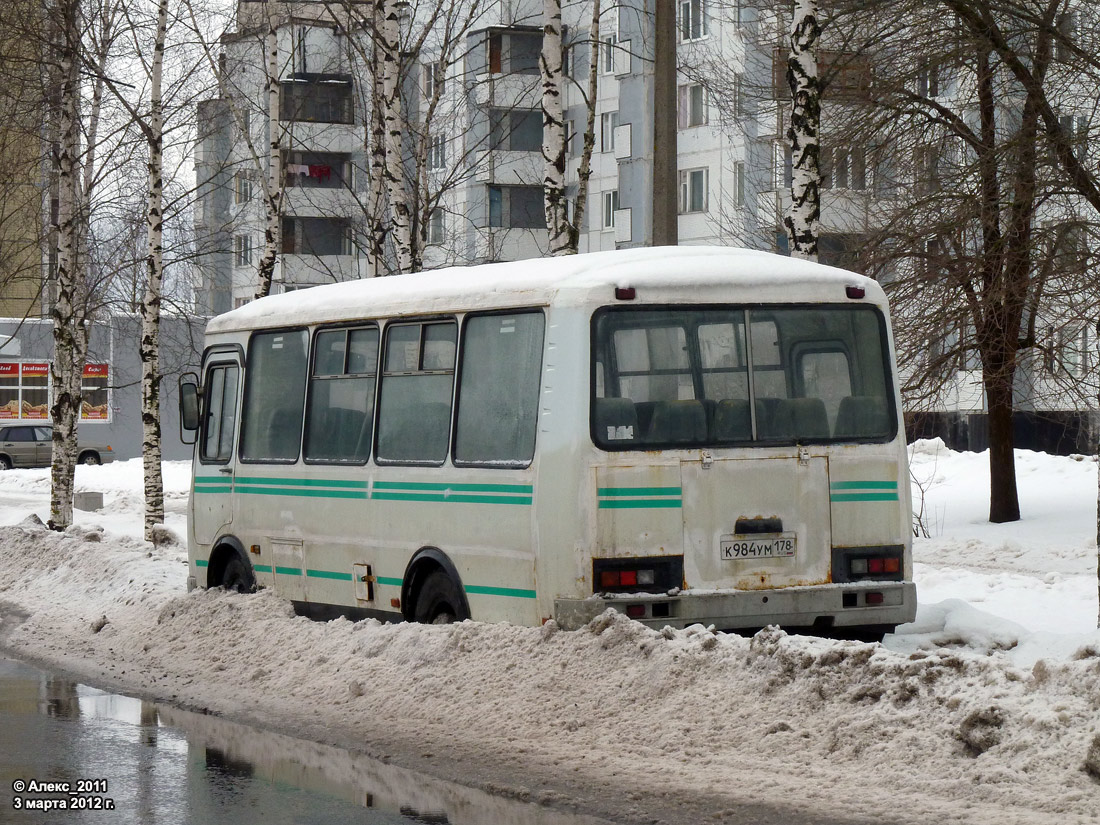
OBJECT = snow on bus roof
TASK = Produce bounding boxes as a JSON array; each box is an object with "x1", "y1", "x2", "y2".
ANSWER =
[{"x1": 208, "y1": 246, "x2": 878, "y2": 333}]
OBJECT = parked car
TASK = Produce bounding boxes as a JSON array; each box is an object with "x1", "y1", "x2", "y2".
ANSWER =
[{"x1": 0, "y1": 424, "x2": 115, "y2": 469}]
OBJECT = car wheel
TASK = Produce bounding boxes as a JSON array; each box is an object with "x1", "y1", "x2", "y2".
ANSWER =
[
  {"x1": 0, "y1": 455, "x2": 9, "y2": 471},
  {"x1": 79, "y1": 452, "x2": 101, "y2": 466},
  {"x1": 413, "y1": 569, "x2": 468, "y2": 624},
  {"x1": 221, "y1": 555, "x2": 256, "y2": 593}
]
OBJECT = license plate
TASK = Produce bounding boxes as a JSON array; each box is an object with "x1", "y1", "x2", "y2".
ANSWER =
[{"x1": 720, "y1": 533, "x2": 796, "y2": 560}]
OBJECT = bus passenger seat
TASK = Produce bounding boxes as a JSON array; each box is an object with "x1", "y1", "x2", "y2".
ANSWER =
[
  {"x1": 594, "y1": 397, "x2": 639, "y2": 443},
  {"x1": 647, "y1": 400, "x2": 707, "y2": 444},
  {"x1": 712, "y1": 399, "x2": 752, "y2": 441},
  {"x1": 755, "y1": 397, "x2": 792, "y2": 440},
  {"x1": 787, "y1": 397, "x2": 830, "y2": 440},
  {"x1": 834, "y1": 396, "x2": 888, "y2": 438}
]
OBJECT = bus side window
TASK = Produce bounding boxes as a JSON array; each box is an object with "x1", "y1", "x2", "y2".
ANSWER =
[
  {"x1": 200, "y1": 364, "x2": 239, "y2": 462},
  {"x1": 376, "y1": 321, "x2": 457, "y2": 464},
  {"x1": 454, "y1": 312, "x2": 545, "y2": 466},
  {"x1": 240, "y1": 330, "x2": 308, "y2": 462},
  {"x1": 304, "y1": 326, "x2": 379, "y2": 463}
]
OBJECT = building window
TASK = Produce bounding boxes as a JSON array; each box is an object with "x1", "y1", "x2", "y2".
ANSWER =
[
  {"x1": 427, "y1": 208, "x2": 445, "y2": 244},
  {"x1": 603, "y1": 190, "x2": 619, "y2": 229},
  {"x1": 1056, "y1": 13, "x2": 1075, "y2": 61},
  {"x1": 234, "y1": 234, "x2": 253, "y2": 267},
  {"x1": 487, "y1": 30, "x2": 541, "y2": 75},
  {"x1": 601, "y1": 111, "x2": 619, "y2": 152},
  {"x1": 679, "y1": 0, "x2": 707, "y2": 41},
  {"x1": 487, "y1": 185, "x2": 544, "y2": 229},
  {"x1": 234, "y1": 170, "x2": 254, "y2": 204},
  {"x1": 678, "y1": 84, "x2": 707, "y2": 129},
  {"x1": 428, "y1": 134, "x2": 446, "y2": 169},
  {"x1": 679, "y1": 168, "x2": 708, "y2": 213},
  {"x1": 917, "y1": 60, "x2": 940, "y2": 98},
  {"x1": 281, "y1": 218, "x2": 352, "y2": 256},
  {"x1": 564, "y1": 119, "x2": 575, "y2": 155},
  {"x1": 490, "y1": 109, "x2": 542, "y2": 152},
  {"x1": 602, "y1": 33, "x2": 618, "y2": 74},
  {"x1": 280, "y1": 75, "x2": 353, "y2": 124},
  {"x1": 285, "y1": 152, "x2": 350, "y2": 189},
  {"x1": 734, "y1": 161, "x2": 746, "y2": 207},
  {"x1": 422, "y1": 60, "x2": 444, "y2": 99},
  {"x1": 234, "y1": 297, "x2": 250, "y2": 309}
]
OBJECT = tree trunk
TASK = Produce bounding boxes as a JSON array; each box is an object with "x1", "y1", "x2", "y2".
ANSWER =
[
  {"x1": 984, "y1": 360, "x2": 1021, "y2": 523},
  {"x1": 571, "y1": 0, "x2": 600, "y2": 240},
  {"x1": 367, "y1": 7, "x2": 388, "y2": 276},
  {"x1": 256, "y1": 17, "x2": 282, "y2": 298},
  {"x1": 141, "y1": 0, "x2": 168, "y2": 542},
  {"x1": 541, "y1": 0, "x2": 573, "y2": 254},
  {"x1": 784, "y1": 0, "x2": 821, "y2": 260},
  {"x1": 48, "y1": 0, "x2": 85, "y2": 532},
  {"x1": 379, "y1": 0, "x2": 414, "y2": 272}
]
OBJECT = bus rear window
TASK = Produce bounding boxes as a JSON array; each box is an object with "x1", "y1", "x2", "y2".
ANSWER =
[{"x1": 591, "y1": 306, "x2": 894, "y2": 449}]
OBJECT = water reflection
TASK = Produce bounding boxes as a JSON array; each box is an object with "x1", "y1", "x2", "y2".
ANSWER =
[{"x1": 0, "y1": 657, "x2": 613, "y2": 825}]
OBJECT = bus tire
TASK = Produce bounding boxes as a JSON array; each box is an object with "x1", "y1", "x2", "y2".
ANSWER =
[
  {"x1": 222, "y1": 554, "x2": 256, "y2": 594},
  {"x1": 413, "y1": 570, "x2": 468, "y2": 624}
]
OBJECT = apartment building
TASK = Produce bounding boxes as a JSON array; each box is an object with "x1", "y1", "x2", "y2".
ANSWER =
[{"x1": 193, "y1": 0, "x2": 1097, "y2": 452}]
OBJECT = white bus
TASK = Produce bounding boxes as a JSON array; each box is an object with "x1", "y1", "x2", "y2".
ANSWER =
[{"x1": 181, "y1": 247, "x2": 916, "y2": 636}]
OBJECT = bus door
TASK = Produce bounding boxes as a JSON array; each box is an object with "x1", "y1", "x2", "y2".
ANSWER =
[
  {"x1": 193, "y1": 356, "x2": 241, "y2": 546},
  {"x1": 680, "y1": 449, "x2": 832, "y2": 592}
]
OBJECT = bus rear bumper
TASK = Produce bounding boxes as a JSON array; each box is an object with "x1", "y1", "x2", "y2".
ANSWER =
[{"x1": 554, "y1": 581, "x2": 917, "y2": 632}]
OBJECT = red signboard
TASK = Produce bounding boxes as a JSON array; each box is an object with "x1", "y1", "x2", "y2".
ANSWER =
[
  {"x1": 83, "y1": 363, "x2": 108, "y2": 378},
  {"x1": 0, "y1": 363, "x2": 18, "y2": 378},
  {"x1": 22, "y1": 363, "x2": 48, "y2": 377}
]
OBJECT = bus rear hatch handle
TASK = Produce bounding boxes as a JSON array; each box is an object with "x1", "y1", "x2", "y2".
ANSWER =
[
  {"x1": 218, "y1": 467, "x2": 234, "y2": 475},
  {"x1": 735, "y1": 517, "x2": 783, "y2": 534}
]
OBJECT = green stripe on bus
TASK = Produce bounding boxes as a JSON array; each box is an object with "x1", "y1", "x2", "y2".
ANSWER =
[
  {"x1": 376, "y1": 576, "x2": 403, "y2": 587},
  {"x1": 373, "y1": 481, "x2": 533, "y2": 494},
  {"x1": 830, "y1": 493, "x2": 900, "y2": 502},
  {"x1": 235, "y1": 476, "x2": 369, "y2": 488},
  {"x1": 195, "y1": 559, "x2": 209, "y2": 568},
  {"x1": 254, "y1": 564, "x2": 272, "y2": 573},
  {"x1": 597, "y1": 486, "x2": 682, "y2": 497},
  {"x1": 371, "y1": 492, "x2": 532, "y2": 505},
  {"x1": 235, "y1": 486, "x2": 369, "y2": 499},
  {"x1": 306, "y1": 569, "x2": 354, "y2": 581},
  {"x1": 194, "y1": 485, "x2": 232, "y2": 494},
  {"x1": 598, "y1": 499, "x2": 683, "y2": 509},
  {"x1": 465, "y1": 584, "x2": 537, "y2": 599},
  {"x1": 830, "y1": 480, "x2": 898, "y2": 490},
  {"x1": 274, "y1": 566, "x2": 302, "y2": 576},
  {"x1": 194, "y1": 475, "x2": 229, "y2": 483}
]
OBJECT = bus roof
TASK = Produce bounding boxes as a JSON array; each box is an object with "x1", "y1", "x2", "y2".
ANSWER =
[{"x1": 207, "y1": 246, "x2": 884, "y2": 334}]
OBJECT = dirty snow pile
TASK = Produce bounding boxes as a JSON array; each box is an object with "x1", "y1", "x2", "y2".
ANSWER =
[{"x1": 0, "y1": 448, "x2": 1098, "y2": 824}]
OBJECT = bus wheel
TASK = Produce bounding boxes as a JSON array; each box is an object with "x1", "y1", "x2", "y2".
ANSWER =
[
  {"x1": 413, "y1": 570, "x2": 468, "y2": 624},
  {"x1": 222, "y1": 555, "x2": 256, "y2": 594}
]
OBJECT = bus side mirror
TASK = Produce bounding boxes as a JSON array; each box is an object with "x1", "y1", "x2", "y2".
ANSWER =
[{"x1": 179, "y1": 372, "x2": 200, "y2": 445}]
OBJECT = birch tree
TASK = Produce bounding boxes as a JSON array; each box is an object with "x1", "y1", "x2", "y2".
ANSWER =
[
  {"x1": 784, "y1": 0, "x2": 821, "y2": 260},
  {"x1": 541, "y1": 0, "x2": 600, "y2": 255},
  {"x1": 47, "y1": 0, "x2": 90, "y2": 531},
  {"x1": 377, "y1": 0, "x2": 414, "y2": 272},
  {"x1": 541, "y1": 0, "x2": 570, "y2": 254},
  {"x1": 139, "y1": 0, "x2": 169, "y2": 540}
]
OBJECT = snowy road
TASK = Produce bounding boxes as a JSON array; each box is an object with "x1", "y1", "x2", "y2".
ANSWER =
[{"x1": 0, "y1": 445, "x2": 1098, "y2": 824}]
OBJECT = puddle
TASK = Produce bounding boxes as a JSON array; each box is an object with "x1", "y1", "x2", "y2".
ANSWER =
[{"x1": 0, "y1": 656, "x2": 613, "y2": 824}]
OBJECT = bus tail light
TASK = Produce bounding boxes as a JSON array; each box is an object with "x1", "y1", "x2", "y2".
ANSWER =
[
  {"x1": 626, "y1": 604, "x2": 646, "y2": 619},
  {"x1": 846, "y1": 285, "x2": 865, "y2": 299},
  {"x1": 866, "y1": 592, "x2": 884, "y2": 605},
  {"x1": 593, "y1": 556, "x2": 683, "y2": 594},
  {"x1": 835, "y1": 546, "x2": 905, "y2": 583}
]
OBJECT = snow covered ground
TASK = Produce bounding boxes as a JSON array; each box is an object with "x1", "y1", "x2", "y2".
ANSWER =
[{"x1": 0, "y1": 443, "x2": 1098, "y2": 824}]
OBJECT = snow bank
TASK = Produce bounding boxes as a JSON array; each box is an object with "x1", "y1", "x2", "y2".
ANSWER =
[{"x1": 0, "y1": 451, "x2": 1098, "y2": 822}]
